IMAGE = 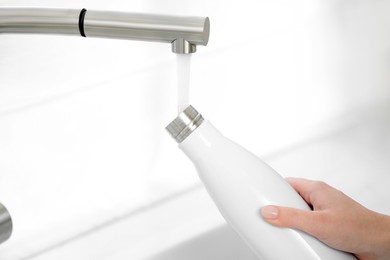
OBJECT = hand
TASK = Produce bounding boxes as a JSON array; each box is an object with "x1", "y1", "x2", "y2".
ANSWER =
[{"x1": 260, "y1": 178, "x2": 390, "y2": 260}]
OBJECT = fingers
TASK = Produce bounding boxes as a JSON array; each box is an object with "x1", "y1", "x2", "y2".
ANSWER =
[
  {"x1": 261, "y1": 205, "x2": 323, "y2": 237},
  {"x1": 261, "y1": 178, "x2": 333, "y2": 238},
  {"x1": 285, "y1": 178, "x2": 315, "y2": 204},
  {"x1": 286, "y1": 178, "x2": 330, "y2": 207}
]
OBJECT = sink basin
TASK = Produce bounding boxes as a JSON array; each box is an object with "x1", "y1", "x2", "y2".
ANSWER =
[
  {"x1": 147, "y1": 225, "x2": 258, "y2": 260},
  {"x1": 2, "y1": 104, "x2": 389, "y2": 260}
]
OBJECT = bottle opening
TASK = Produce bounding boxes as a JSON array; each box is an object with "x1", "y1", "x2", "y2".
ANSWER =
[{"x1": 166, "y1": 105, "x2": 204, "y2": 143}]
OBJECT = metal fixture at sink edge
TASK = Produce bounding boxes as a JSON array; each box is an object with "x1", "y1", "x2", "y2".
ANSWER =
[{"x1": 0, "y1": 202, "x2": 12, "y2": 245}]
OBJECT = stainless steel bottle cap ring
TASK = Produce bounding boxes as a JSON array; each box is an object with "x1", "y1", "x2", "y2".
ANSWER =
[{"x1": 166, "y1": 105, "x2": 204, "y2": 143}]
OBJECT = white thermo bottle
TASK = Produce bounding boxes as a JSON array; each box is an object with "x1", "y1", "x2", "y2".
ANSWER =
[{"x1": 166, "y1": 105, "x2": 355, "y2": 260}]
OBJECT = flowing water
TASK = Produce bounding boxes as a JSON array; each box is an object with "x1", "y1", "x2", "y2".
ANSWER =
[{"x1": 176, "y1": 54, "x2": 192, "y2": 113}]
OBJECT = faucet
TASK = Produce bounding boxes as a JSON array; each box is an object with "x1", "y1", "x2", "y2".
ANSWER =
[
  {"x1": 0, "y1": 6, "x2": 210, "y2": 246},
  {"x1": 0, "y1": 7, "x2": 210, "y2": 54}
]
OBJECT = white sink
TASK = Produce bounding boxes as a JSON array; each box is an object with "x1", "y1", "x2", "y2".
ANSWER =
[
  {"x1": 147, "y1": 225, "x2": 258, "y2": 260},
  {"x1": 2, "y1": 104, "x2": 390, "y2": 260}
]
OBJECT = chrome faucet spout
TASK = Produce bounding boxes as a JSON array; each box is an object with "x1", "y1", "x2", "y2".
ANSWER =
[{"x1": 0, "y1": 7, "x2": 210, "y2": 54}]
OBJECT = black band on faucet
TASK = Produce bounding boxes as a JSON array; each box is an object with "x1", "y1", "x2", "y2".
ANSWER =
[{"x1": 78, "y1": 8, "x2": 87, "y2": 37}]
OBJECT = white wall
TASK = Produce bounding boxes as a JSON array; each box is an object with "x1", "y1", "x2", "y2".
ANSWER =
[{"x1": 1, "y1": 0, "x2": 390, "y2": 258}]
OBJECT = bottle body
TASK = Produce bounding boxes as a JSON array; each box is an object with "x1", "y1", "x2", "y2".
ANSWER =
[{"x1": 177, "y1": 119, "x2": 355, "y2": 260}]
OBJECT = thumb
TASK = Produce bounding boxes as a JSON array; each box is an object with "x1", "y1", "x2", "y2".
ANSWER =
[{"x1": 261, "y1": 205, "x2": 321, "y2": 236}]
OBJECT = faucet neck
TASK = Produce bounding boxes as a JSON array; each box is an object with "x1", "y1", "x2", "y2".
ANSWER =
[{"x1": 0, "y1": 7, "x2": 210, "y2": 54}]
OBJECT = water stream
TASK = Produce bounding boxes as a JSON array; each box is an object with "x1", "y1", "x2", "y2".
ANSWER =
[{"x1": 176, "y1": 54, "x2": 192, "y2": 113}]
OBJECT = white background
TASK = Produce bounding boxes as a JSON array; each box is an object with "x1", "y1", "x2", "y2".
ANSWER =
[{"x1": 1, "y1": 0, "x2": 390, "y2": 259}]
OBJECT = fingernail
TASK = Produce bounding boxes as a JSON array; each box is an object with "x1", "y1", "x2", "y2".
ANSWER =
[{"x1": 261, "y1": 206, "x2": 279, "y2": 219}]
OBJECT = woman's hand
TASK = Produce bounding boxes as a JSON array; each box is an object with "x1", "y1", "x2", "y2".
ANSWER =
[{"x1": 261, "y1": 178, "x2": 390, "y2": 260}]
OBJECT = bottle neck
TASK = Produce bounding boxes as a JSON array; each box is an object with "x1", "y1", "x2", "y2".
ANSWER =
[{"x1": 178, "y1": 120, "x2": 226, "y2": 164}]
